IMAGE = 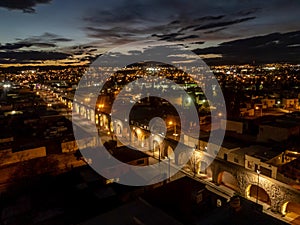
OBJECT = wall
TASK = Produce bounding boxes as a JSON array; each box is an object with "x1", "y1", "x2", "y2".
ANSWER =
[
  {"x1": 227, "y1": 151, "x2": 245, "y2": 167},
  {"x1": 211, "y1": 159, "x2": 300, "y2": 212},
  {"x1": 221, "y1": 119, "x2": 243, "y2": 134},
  {"x1": 262, "y1": 99, "x2": 275, "y2": 108},
  {"x1": 0, "y1": 147, "x2": 46, "y2": 166},
  {"x1": 245, "y1": 155, "x2": 278, "y2": 179},
  {"x1": 257, "y1": 125, "x2": 289, "y2": 142}
]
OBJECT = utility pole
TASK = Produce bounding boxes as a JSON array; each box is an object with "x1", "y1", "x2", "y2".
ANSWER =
[{"x1": 256, "y1": 170, "x2": 261, "y2": 204}]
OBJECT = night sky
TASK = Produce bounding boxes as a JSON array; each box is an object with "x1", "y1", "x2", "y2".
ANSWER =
[{"x1": 1, "y1": 0, "x2": 300, "y2": 66}]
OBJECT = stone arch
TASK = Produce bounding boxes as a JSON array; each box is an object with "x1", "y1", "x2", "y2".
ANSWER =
[
  {"x1": 206, "y1": 165, "x2": 213, "y2": 179},
  {"x1": 281, "y1": 201, "x2": 300, "y2": 222},
  {"x1": 99, "y1": 114, "x2": 103, "y2": 127},
  {"x1": 116, "y1": 124, "x2": 122, "y2": 135},
  {"x1": 95, "y1": 114, "x2": 99, "y2": 125},
  {"x1": 74, "y1": 103, "x2": 80, "y2": 114},
  {"x1": 246, "y1": 184, "x2": 271, "y2": 206},
  {"x1": 86, "y1": 109, "x2": 89, "y2": 120},
  {"x1": 166, "y1": 145, "x2": 175, "y2": 161},
  {"x1": 101, "y1": 114, "x2": 109, "y2": 129},
  {"x1": 217, "y1": 171, "x2": 239, "y2": 192},
  {"x1": 199, "y1": 161, "x2": 208, "y2": 174},
  {"x1": 131, "y1": 130, "x2": 138, "y2": 145},
  {"x1": 153, "y1": 140, "x2": 162, "y2": 159},
  {"x1": 80, "y1": 105, "x2": 86, "y2": 118},
  {"x1": 178, "y1": 152, "x2": 189, "y2": 166},
  {"x1": 140, "y1": 135, "x2": 146, "y2": 148}
]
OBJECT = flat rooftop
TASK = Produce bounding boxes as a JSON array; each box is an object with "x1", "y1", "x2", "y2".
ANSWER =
[{"x1": 238, "y1": 145, "x2": 282, "y2": 162}]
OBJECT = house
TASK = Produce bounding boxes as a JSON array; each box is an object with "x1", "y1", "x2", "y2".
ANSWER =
[{"x1": 257, "y1": 121, "x2": 300, "y2": 142}]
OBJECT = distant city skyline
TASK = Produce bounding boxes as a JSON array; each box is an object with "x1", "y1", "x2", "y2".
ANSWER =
[{"x1": 1, "y1": 0, "x2": 300, "y2": 67}]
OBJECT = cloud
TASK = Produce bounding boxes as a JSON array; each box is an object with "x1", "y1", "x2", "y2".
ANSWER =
[
  {"x1": 0, "y1": 33, "x2": 73, "y2": 51},
  {"x1": 0, "y1": 0, "x2": 52, "y2": 13},
  {"x1": 190, "y1": 41, "x2": 205, "y2": 45},
  {"x1": 52, "y1": 38, "x2": 73, "y2": 42},
  {"x1": 192, "y1": 17, "x2": 256, "y2": 31},
  {"x1": 0, "y1": 43, "x2": 32, "y2": 50},
  {"x1": 0, "y1": 50, "x2": 71, "y2": 63},
  {"x1": 204, "y1": 28, "x2": 227, "y2": 34},
  {"x1": 0, "y1": 42, "x2": 56, "y2": 50},
  {"x1": 0, "y1": 33, "x2": 95, "y2": 66},
  {"x1": 29, "y1": 32, "x2": 73, "y2": 43},
  {"x1": 82, "y1": 0, "x2": 259, "y2": 47},
  {"x1": 193, "y1": 30, "x2": 300, "y2": 64}
]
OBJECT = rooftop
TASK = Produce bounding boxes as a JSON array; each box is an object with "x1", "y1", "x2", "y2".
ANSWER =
[{"x1": 241, "y1": 145, "x2": 282, "y2": 162}]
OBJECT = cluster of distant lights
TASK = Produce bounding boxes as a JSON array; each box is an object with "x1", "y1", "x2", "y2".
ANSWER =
[{"x1": 3, "y1": 83, "x2": 11, "y2": 88}]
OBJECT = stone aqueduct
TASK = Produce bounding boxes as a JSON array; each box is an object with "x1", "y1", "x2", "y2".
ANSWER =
[
  {"x1": 72, "y1": 102, "x2": 300, "y2": 216},
  {"x1": 112, "y1": 118, "x2": 300, "y2": 215}
]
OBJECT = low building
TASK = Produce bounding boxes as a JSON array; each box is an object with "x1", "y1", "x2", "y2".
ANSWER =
[
  {"x1": 277, "y1": 151, "x2": 300, "y2": 182},
  {"x1": 221, "y1": 119, "x2": 244, "y2": 134},
  {"x1": 257, "y1": 121, "x2": 300, "y2": 142},
  {"x1": 283, "y1": 98, "x2": 298, "y2": 109},
  {"x1": 261, "y1": 98, "x2": 276, "y2": 108},
  {"x1": 243, "y1": 145, "x2": 283, "y2": 179}
]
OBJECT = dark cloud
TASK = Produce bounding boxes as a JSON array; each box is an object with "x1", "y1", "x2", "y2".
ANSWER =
[
  {"x1": 204, "y1": 28, "x2": 227, "y2": 34},
  {"x1": 0, "y1": 42, "x2": 56, "y2": 50},
  {"x1": 83, "y1": 0, "x2": 259, "y2": 45},
  {"x1": 52, "y1": 38, "x2": 73, "y2": 42},
  {"x1": 152, "y1": 33, "x2": 183, "y2": 41},
  {"x1": 32, "y1": 32, "x2": 73, "y2": 42},
  {"x1": 179, "y1": 15, "x2": 226, "y2": 32},
  {"x1": 0, "y1": 43, "x2": 32, "y2": 50},
  {"x1": 0, "y1": 0, "x2": 52, "y2": 13},
  {"x1": 193, "y1": 17, "x2": 256, "y2": 31},
  {"x1": 0, "y1": 50, "x2": 71, "y2": 63},
  {"x1": 193, "y1": 30, "x2": 300, "y2": 64},
  {"x1": 88, "y1": 48, "x2": 98, "y2": 52},
  {"x1": 190, "y1": 41, "x2": 205, "y2": 45},
  {"x1": 0, "y1": 33, "x2": 79, "y2": 64},
  {"x1": 0, "y1": 33, "x2": 73, "y2": 51},
  {"x1": 79, "y1": 55, "x2": 97, "y2": 62},
  {"x1": 236, "y1": 8, "x2": 260, "y2": 17},
  {"x1": 152, "y1": 33, "x2": 201, "y2": 42},
  {"x1": 73, "y1": 51, "x2": 85, "y2": 55}
]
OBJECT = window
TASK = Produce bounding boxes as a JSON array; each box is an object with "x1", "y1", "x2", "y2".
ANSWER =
[
  {"x1": 260, "y1": 167, "x2": 272, "y2": 177},
  {"x1": 224, "y1": 154, "x2": 227, "y2": 161},
  {"x1": 247, "y1": 161, "x2": 253, "y2": 169},
  {"x1": 136, "y1": 159, "x2": 145, "y2": 165},
  {"x1": 234, "y1": 157, "x2": 239, "y2": 163}
]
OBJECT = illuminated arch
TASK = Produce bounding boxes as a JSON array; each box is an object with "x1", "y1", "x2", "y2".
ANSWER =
[
  {"x1": 199, "y1": 161, "x2": 208, "y2": 174},
  {"x1": 217, "y1": 171, "x2": 239, "y2": 192},
  {"x1": 80, "y1": 105, "x2": 86, "y2": 118},
  {"x1": 116, "y1": 124, "x2": 122, "y2": 135},
  {"x1": 152, "y1": 140, "x2": 162, "y2": 159},
  {"x1": 131, "y1": 129, "x2": 138, "y2": 146},
  {"x1": 114, "y1": 120, "x2": 123, "y2": 137},
  {"x1": 95, "y1": 114, "x2": 99, "y2": 125},
  {"x1": 245, "y1": 184, "x2": 271, "y2": 205},
  {"x1": 166, "y1": 146, "x2": 175, "y2": 161},
  {"x1": 281, "y1": 201, "x2": 300, "y2": 217}
]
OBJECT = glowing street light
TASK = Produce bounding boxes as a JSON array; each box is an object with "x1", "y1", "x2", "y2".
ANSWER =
[
  {"x1": 255, "y1": 106, "x2": 262, "y2": 116},
  {"x1": 168, "y1": 120, "x2": 178, "y2": 137}
]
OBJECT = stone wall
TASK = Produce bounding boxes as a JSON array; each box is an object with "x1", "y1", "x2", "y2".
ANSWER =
[{"x1": 211, "y1": 158, "x2": 300, "y2": 213}]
